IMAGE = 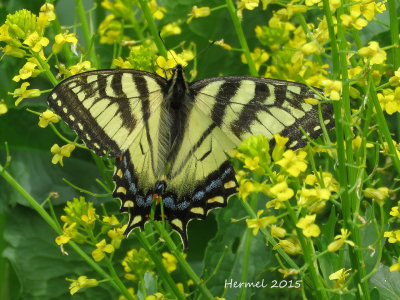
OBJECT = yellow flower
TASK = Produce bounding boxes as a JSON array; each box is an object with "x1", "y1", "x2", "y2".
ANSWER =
[
  {"x1": 103, "y1": 215, "x2": 121, "y2": 225},
  {"x1": 39, "y1": 3, "x2": 56, "y2": 24},
  {"x1": 37, "y1": 3, "x2": 56, "y2": 30},
  {"x1": 10, "y1": 82, "x2": 41, "y2": 106},
  {"x1": 271, "y1": 225, "x2": 286, "y2": 239},
  {"x1": 92, "y1": 239, "x2": 114, "y2": 262},
  {"x1": 187, "y1": 6, "x2": 211, "y2": 23},
  {"x1": 241, "y1": 47, "x2": 269, "y2": 71},
  {"x1": 118, "y1": 288, "x2": 136, "y2": 300},
  {"x1": 390, "y1": 257, "x2": 400, "y2": 272},
  {"x1": 81, "y1": 206, "x2": 98, "y2": 225},
  {"x1": 278, "y1": 237, "x2": 301, "y2": 255},
  {"x1": 329, "y1": 268, "x2": 351, "y2": 288},
  {"x1": 377, "y1": 88, "x2": 400, "y2": 114},
  {"x1": 389, "y1": 67, "x2": 400, "y2": 86},
  {"x1": 384, "y1": 230, "x2": 400, "y2": 244},
  {"x1": 0, "y1": 101, "x2": 7, "y2": 115},
  {"x1": 321, "y1": 79, "x2": 342, "y2": 101},
  {"x1": 358, "y1": 41, "x2": 387, "y2": 65},
  {"x1": 328, "y1": 228, "x2": 355, "y2": 252},
  {"x1": 52, "y1": 31, "x2": 78, "y2": 54},
  {"x1": 122, "y1": 248, "x2": 155, "y2": 281},
  {"x1": 329, "y1": 0, "x2": 341, "y2": 12},
  {"x1": 215, "y1": 39, "x2": 232, "y2": 51},
  {"x1": 361, "y1": 0, "x2": 386, "y2": 21},
  {"x1": 272, "y1": 134, "x2": 289, "y2": 162},
  {"x1": 12, "y1": 61, "x2": 39, "y2": 82},
  {"x1": 296, "y1": 214, "x2": 320, "y2": 237},
  {"x1": 269, "y1": 181, "x2": 294, "y2": 202},
  {"x1": 155, "y1": 50, "x2": 189, "y2": 77},
  {"x1": 51, "y1": 143, "x2": 75, "y2": 166},
  {"x1": 0, "y1": 24, "x2": 13, "y2": 44},
  {"x1": 108, "y1": 225, "x2": 127, "y2": 249},
  {"x1": 149, "y1": 0, "x2": 166, "y2": 20},
  {"x1": 276, "y1": 150, "x2": 308, "y2": 177},
  {"x1": 145, "y1": 293, "x2": 165, "y2": 300},
  {"x1": 68, "y1": 61, "x2": 92, "y2": 76},
  {"x1": 55, "y1": 222, "x2": 77, "y2": 245},
  {"x1": 38, "y1": 109, "x2": 59, "y2": 128},
  {"x1": 238, "y1": 0, "x2": 260, "y2": 10},
  {"x1": 243, "y1": 156, "x2": 260, "y2": 171},
  {"x1": 301, "y1": 40, "x2": 320, "y2": 56},
  {"x1": 238, "y1": 179, "x2": 258, "y2": 200},
  {"x1": 246, "y1": 210, "x2": 277, "y2": 235},
  {"x1": 389, "y1": 201, "x2": 400, "y2": 218},
  {"x1": 112, "y1": 57, "x2": 132, "y2": 69},
  {"x1": 161, "y1": 22, "x2": 182, "y2": 37},
  {"x1": 162, "y1": 252, "x2": 178, "y2": 273},
  {"x1": 278, "y1": 268, "x2": 299, "y2": 278},
  {"x1": 23, "y1": 31, "x2": 49, "y2": 52},
  {"x1": 364, "y1": 187, "x2": 389, "y2": 206},
  {"x1": 1, "y1": 44, "x2": 26, "y2": 58},
  {"x1": 98, "y1": 14, "x2": 122, "y2": 44},
  {"x1": 305, "y1": 0, "x2": 321, "y2": 6},
  {"x1": 69, "y1": 276, "x2": 99, "y2": 295}
]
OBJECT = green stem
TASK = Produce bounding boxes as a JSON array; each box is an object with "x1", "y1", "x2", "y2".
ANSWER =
[
  {"x1": 336, "y1": 3, "x2": 369, "y2": 299},
  {"x1": 152, "y1": 222, "x2": 214, "y2": 300},
  {"x1": 368, "y1": 74, "x2": 400, "y2": 174},
  {"x1": 285, "y1": 204, "x2": 328, "y2": 299},
  {"x1": 137, "y1": 0, "x2": 167, "y2": 58},
  {"x1": 238, "y1": 195, "x2": 256, "y2": 300},
  {"x1": 225, "y1": 0, "x2": 258, "y2": 76},
  {"x1": 388, "y1": 0, "x2": 400, "y2": 69},
  {"x1": 104, "y1": 257, "x2": 134, "y2": 300},
  {"x1": 33, "y1": 52, "x2": 58, "y2": 86},
  {"x1": 75, "y1": 0, "x2": 99, "y2": 68}
]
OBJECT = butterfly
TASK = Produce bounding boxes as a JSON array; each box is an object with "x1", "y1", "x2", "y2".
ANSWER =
[{"x1": 47, "y1": 64, "x2": 334, "y2": 248}]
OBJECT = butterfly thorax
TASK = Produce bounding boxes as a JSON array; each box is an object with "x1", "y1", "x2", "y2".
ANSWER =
[{"x1": 166, "y1": 65, "x2": 190, "y2": 110}]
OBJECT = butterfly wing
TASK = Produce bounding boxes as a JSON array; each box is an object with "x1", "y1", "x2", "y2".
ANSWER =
[{"x1": 157, "y1": 76, "x2": 334, "y2": 246}]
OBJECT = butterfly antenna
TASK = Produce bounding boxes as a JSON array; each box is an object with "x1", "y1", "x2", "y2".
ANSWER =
[
  {"x1": 158, "y1": 31, "x2": 179, "y2": 66},
  {"x1": 196, "y1": 40, "x2": 216, "y2": 60}
]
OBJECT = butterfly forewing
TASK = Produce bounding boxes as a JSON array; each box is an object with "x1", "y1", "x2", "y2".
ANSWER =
[
  {"x1": 48, "y1": 70, "x2": 166, "y2": 156},
  {"x1": 191, "y1": 76, "x2": 334, "y2": 149}
]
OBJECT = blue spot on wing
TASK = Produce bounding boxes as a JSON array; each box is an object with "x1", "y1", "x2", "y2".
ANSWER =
[
  {"x1": 205, "y1": 178, "x2": 222, "y2": 193},
  {"x1": 193, "y1": 190, "x2": 205, "y2": 201}
]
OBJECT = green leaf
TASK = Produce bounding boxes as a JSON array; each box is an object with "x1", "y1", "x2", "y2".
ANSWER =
[
  {"x1": 3, "y1": 206, "x2": 118, "y2": 300},
  {"x1": 369, "y1": 262, "x2": 400, "y2": 300}
]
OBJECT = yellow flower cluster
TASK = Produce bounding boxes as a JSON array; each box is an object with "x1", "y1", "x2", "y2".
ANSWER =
[
  {"x1": 298, "y1": 172, "x2": 339, "y2": 212},
  {"x1": 55, "y1": 197, "x2": 127, "y2": 265},
  {"x1": 122, "y1": 248, "x2": 155, "y2": 281}
]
